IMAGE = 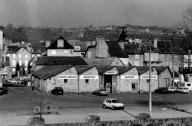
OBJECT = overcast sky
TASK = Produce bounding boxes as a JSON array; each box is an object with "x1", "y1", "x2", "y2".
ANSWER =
[{"x1": 0, "y1": 0, "x2": 190, "y2": 27}]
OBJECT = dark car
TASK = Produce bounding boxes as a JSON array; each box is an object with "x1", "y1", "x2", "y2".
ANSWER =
[
  {"x1": 92, "y1": 89, "x2": 108, "y2": 96},
  {"x1": 154, "y1": 88, "x2": 169, "y2": 94},
  {"x1": 51, "y1": 87, "x2": 64, "y2": 95},
  {"x1": 0, "y1": 87, "x2": 8, "y2": 95}
]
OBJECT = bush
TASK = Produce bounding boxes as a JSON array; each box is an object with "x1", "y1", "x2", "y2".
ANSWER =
[{"x1": 27, "y1": 117, "x2": 45, "y2": 126}]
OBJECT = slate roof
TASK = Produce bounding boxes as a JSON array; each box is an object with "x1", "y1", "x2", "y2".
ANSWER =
[
  {"x1": 154, "y1": 66, "x2": 172, "y2": 76},
  {"x1": 74, "y1": 65, "x2": 96, "y2": 74},
  {"x1": 105, "y1": 41, "x2": 126, "y2": 58},
  {"x1": 7, "y1": 46, "x2": 20, "y2": 54},
  {"x1": 97, "y1": 66, "x2": 114, "y2": 74},
  {"x1": 68, "y1": 40, "x2": 89, "y2": 52},
  {"x1": 117, "y1": 66, "x2": 135, "y2": 74},
  {"x1": 47, "y1": 36, "x2": 74, "y2": 49},
  {"x1": 33, "y1": 65, "x2": 72, "y2": 79},
  {"x1": 136, "y1": 66, "x2": 149, "y2": 75},
  {"x1": 84, "y1": 57, "x2": 120, "y2": 67},
  {"x1": 36, "y1": 56, "x2": 88, "y2": 65}
]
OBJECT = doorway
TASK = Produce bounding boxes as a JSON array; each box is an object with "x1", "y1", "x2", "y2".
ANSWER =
[{"x1": 104, "y1": 75, "x2": 112, "y2": 93}]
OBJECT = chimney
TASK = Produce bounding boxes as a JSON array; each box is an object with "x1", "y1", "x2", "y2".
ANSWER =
[
  {"x1": 188, "y1": 50, "x2": 191, "y2": 67},
  {"x1": 45, "y1": 40, "x2": 51, "y2": 48},
  {"x1": 96, "y1": 37, "x2": 108, "y2": 58},
  {"x1": 119, "y1": 41, "x2": 125, "y2": 50}
]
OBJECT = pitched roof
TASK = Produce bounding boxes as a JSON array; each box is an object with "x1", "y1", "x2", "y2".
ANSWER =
[
  {"x1": 154, "y1": 66, "x2": 172, "y2": 75},
  {"x1": 36, "y1": 56, "x2": 88, "y2": 65},
  {"x1": 46, "y1": 36, "x2": 74, "y2": 49},
  {"x1": 117, "y1": 66, "x2": 135, "y2": 74},
  {"x1": 7, "y1": 46, "x2": 20, "y2": 54},
  {"x1": 105, "y1": 41, "x2": 126, "y2": 58},
  {"x1": 33, "y1": 65, "x2": 72, "y2": 79},
  {"x1": 68, "y1": 40, "x2": 89, "y2": 52},
  {"x1": 84, "y1": 57, "x2": 118, "y2": 67},
  {"x1": 97, "y1": 66, "x2": 115, "y2": 74},
  {"x1": 154, "y1": 66, "x2": 167, "y2": 75},
  {"x1": 74, "y1": 65, "x2": 96, "y2": 74},
  {"x1": 136, "y1": 66, "x2": 149, "y2": 75}
]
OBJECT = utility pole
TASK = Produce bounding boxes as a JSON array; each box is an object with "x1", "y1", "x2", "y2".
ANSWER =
[
  {"x1": 171, "y1": 40, "x2": 175, "y2": 87},
  {"x1": 149, "y1": 44, "x2": 152, "y2": 117}
]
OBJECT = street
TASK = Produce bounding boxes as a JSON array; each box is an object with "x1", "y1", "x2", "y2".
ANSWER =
[{"x1": 1, "y1": 87, "x2": 192, "y2": 125}]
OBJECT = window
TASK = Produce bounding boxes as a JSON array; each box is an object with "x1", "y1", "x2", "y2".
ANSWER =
[
  {"x1": 132, "y1": 83, "x2": 136, "y2": 89},
  {"x1": 64, "y1": 50, "x2": 70, "y2": 53},
  {"x1": 187, "y1": 84, "x2": 191, "y2": 86},
  {"x1": 57, "y1": 39, "x2": 64, "y2": 47},
  {"x1": 12, "y1": 60, "x2": 16, "y2": 66},
  {"x1": 13, "y1": 54, "x2": 16, "y2": 58},
  {"x1": 88, "y1": 52, "x2": 91, "y2": 58},
  {"x1": 19, "y1": 60, "x2": 22, "y2": 66},
  {"x1": 85, "y1": 79, "x2": 89, "y2": 83},
  {"x1": 7, "y1": 54, "x2": 10, "y2": 57},
  {"x1": 19, "y1": 54, "x2": 22, "y2": 58},
  {"x1": 25, "y1": 60, "x2": 28, "y2": 66},
  {"x1": 64, "y1": 79, "x2": 68, "y2": 83},
  {"x1": 51, "y1": 50, "x2": 56, "y2": 55},
  {"x1": 25, "y1": 55, "x2": 28, "y2": 58}
]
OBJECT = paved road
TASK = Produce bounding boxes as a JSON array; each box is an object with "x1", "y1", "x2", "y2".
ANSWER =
[{"x1": 1, "y1": 87, "x2": 192, "y2": 125}]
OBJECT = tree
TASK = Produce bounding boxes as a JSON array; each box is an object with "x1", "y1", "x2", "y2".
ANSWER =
[
  {"x1": 16, "y1": 62, "x2": 20, "y2": 77},
  {"x1": 21, "y1": 63, "x2": 25, "y2": 76},
  {"x1": 183, "y1": 3, "x2": 192, "y2": 30},
  {"x1": 27, "y1": 62, "x2": 32, "y2": 74}
]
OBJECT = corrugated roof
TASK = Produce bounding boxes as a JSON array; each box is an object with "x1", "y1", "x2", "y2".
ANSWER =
[
  {"x1": 84, "y1": 57, "x2": 117, "y2": 67},
  {"x1": 47, "y1": 36, "x2": 74, "y2": 49},
  {"x1": 36, "y1": 56, "x2": 88, "y2": 65},
  {"x1": 33, "y1": 65, "x2": 72, "y2": 79}
]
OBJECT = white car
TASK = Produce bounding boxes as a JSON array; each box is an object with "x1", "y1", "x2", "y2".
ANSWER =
[
  {"x1": 177, "y1": 87, "x2": 189, "y2": 94},
  {"x1": 103, "y1": 98, "x2": 124, "y2": 110}
]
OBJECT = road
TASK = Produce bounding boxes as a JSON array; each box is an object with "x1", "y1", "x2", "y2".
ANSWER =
[{"x1": 1, "y1": 87, "x2": 192, "y2": 125}]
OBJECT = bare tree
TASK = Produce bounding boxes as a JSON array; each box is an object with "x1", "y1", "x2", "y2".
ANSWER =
[{"x1": 183, "y1": 2, "x2": 192, "y2": 30}]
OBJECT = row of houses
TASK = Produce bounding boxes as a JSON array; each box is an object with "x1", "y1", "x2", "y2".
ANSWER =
[{"x1": 33, "y1": 64, "x2": 172, "y2": 93}]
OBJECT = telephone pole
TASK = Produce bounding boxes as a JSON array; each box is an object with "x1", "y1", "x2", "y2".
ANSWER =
[{"x1": 149, "y1": 44, "x2": 152, "y2": 117}]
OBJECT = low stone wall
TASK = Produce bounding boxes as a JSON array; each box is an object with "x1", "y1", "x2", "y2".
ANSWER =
[{"x1": 43, "y1": 118, "x2": 192, "y2": 126}]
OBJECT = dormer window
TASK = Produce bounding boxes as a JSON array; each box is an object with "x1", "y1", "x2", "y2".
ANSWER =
[{"x1": 57, "y1": 39, "x2": 64, "y2": 48}]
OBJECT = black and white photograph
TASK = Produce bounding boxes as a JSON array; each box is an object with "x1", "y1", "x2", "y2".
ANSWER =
[{"x1": 1, "y1": 0, "x2": 192, "y2": 125}]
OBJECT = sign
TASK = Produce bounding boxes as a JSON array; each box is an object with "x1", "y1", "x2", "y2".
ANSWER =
[
  {"x1": 58, "y1": 75, "x2": 77, "y2": 79},
  {"x1": 80, "y1": 75, "x2": 98, "y2": 79},
  {"x1": 141, "y1": 75, "x2": 157, "y2": 80},
  {"x1": 104, "y1": 71, "x2": 117, "y2": 75},
  {"x1": 121, "y1": 75, "x2": 138, "y2": 79}
]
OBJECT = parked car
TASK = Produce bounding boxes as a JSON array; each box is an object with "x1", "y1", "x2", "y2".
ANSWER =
[
  {"x1": 103, "y1": 98, "x2": 124, "y2": 110},
  {"x1": 167, "y1": 87, "x2": 177, "y2": 93},
  {"x1": 0, "y1": 87, "x2": 8, "y2": 95},
  {"x1": 51, "y1": 87, "x2": 64, "y2": 95},
  {"x1": 8, "y1": 78, "x2": 21, "y2": 85},
  {"x1": 176, "y1": 87, "x2": 189, "y2": 94},
  {"x1": 92, "y1": 89, "x2": 108, "y2": 96},
  {"x1": 154, "y1": 88, "x2": 169, "y2": 94}
]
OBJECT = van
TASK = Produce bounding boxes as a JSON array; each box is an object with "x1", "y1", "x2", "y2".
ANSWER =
[{"x1": 177, "y1": 81, "x2": 192, "y2": 91}]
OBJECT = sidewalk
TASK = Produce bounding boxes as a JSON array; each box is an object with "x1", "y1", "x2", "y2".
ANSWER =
[{"x1": 0, "y1": 105, "x2": 192, "y2": 126}]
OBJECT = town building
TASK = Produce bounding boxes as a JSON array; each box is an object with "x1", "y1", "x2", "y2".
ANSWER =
[
  {"x1": 75, "y1": 66, "x2": 99, "y2": 92},
  {"x1": 155, "y1": 66, "x2": 172, "y2": 88},
  {"x1": 136, "y1": 66, "x2": 158, "y2": 92},
  {"x1": 6, "y1": 46, "x2": 32, "y2": 75},
  {"x1": 118, "y1": 66, "x2": 139, "y2": 93}
]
